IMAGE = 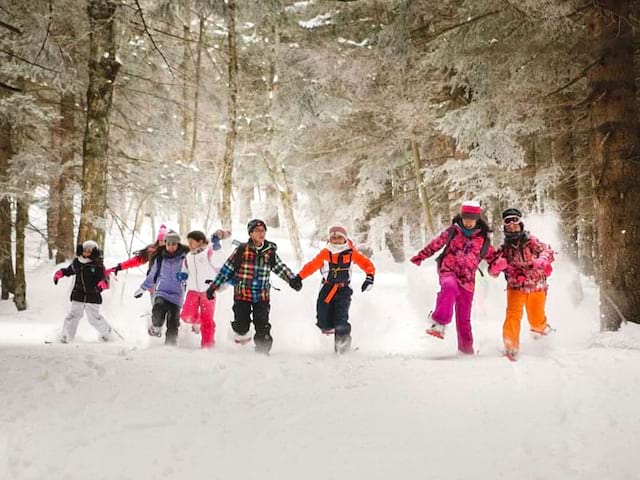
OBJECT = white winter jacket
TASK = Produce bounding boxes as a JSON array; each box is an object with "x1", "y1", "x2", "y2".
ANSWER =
[{"x1": 183, "y1": 245, "x2": 222, "y2": 292}]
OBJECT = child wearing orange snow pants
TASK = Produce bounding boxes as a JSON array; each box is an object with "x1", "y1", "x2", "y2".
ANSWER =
[{"x1": 489, "y1": 208, "x2": 555, "y2": 357}]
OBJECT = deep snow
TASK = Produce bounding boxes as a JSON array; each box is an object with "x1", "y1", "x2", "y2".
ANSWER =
[{"x1": 1, "y1": 214, "x2": 639, "y2": 480}]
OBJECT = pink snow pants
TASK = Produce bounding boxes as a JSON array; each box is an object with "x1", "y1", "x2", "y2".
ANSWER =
[
  {"x1": 431, "y1": 273, "x2": 475, "y2": 354},
  {"x1": 180, "y1": 291, "x2": 216, "y2": 348}
]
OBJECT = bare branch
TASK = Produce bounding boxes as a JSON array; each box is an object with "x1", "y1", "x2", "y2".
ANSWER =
[
  {"x1": 133, "y1": 0, "x2": 175, "y2": 77},
  {"x1": 0, "y1": 19, "x2": 22, "y2": 34},
  {"x1": 0, "y1": 47, "x2": 60, "y2": 73},
  {"x1": 544, "y1": 56, "x2": 602, "y2": 98}
]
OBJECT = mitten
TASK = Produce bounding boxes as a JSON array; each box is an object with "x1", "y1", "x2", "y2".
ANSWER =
[
  {"x1": 176, "y1": 271, "x2": 189, "y2": 282},
  {"x1": 409, "y1": 255, "x2": 423, "y2": 266},
  {"x1": 133, "y1": 287, "x2": 146, "y2": 299},
  {"x1": 53, "y1": 270, "x2": 64, "y2": 285},
  {"x1": 97, "y1": 280, "x2": 109, "y2": 292},
  {"x1": 289, "y1": 274, "x2": 303, "y2": 291},
  {"x1": 489, "y1": 257, "x2": 508, "y2": 276},
  {"x1": 361, "y1": 274, "x2": 374, "y2": 293},
  {"x1": 205, "y1": 284, "x2": 216, "y2": 300}
]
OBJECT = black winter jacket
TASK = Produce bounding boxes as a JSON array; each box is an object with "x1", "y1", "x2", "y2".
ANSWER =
[{"x1": 60, "y1": 258, "x2": 107, "y2": 304}]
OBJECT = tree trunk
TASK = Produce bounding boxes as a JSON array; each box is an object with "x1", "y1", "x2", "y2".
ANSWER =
[
  {"x1": 47, "y1": 125, "x2": 59, "y2": 260},
  {"x1": 577, "y1": 166, "x2": 595, "y2": 276},
  {"x1": 238, "y1": 184, "x2": 253, "y2": 223},
  {"x1": 56, "y1": 92, "x2": 76, "y2": 263},
  {"x1": 77, "y1": 0, "x2": 120, "y2": 247},
  {"x1": 264, "y1": 157, "x2": 303, "y2": 264},
  {"x1": 264, "y1": 184, "x2": 280, "y2": 228},
  {"x1": 0, "y1": 118, "x2": 15, "y2": 299},
  {"x1": 587, "y1": 0, "x2": 640, "y2": 329},
  {"x1": 219, "y1": 0, "x2": 238, "y2": 229},
  {"x1": 385, "y1": 213, "x2": 405, "y2": 263},
  {"x1": 13, "y1": 198, "x2": 28, "y2": 311},
  {"x1": 552, "y1": 121, "x2": 579, "y2": 263},
  {"x1": 411, "y1": 140, "x2": 435, "y2": 241}
]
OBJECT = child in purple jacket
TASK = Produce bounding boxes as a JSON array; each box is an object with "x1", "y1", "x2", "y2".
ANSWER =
[
  {"x1": 410, "y1": 201, "x2": 496, "y2": 354},
  {"x1": 134, "y1": 231, "x2": 188, "y2": 345}
]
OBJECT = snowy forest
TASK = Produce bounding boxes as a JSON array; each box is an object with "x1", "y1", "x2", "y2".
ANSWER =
[
  {"x1": 1, "y1": 0, "x2": 639, "y2": 329},
  {"x1": 2, "y1": 1, "x2": 640, "y2": 479}
]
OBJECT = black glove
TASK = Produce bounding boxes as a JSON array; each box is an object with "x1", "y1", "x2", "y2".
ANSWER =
[
  {"x1": 289, "y1": 274, "x2": 303, "y2": 291},
  {"x1": 206, "y1": 284, "x2": 216, "y2": 300},
  {"x1": 361, "y1": 274, "x2": 374, "y2": 293},
  {"x1": 133, "y1": 287, "x2": 145, "y2": 299},
  {"x1": 113, "y1": 263, "x2": 123, "y2": 276}
]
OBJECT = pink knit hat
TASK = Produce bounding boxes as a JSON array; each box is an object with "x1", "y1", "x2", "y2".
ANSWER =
[
  {"x1": 156, "y1": 224, "x2": 167, "y2": 242},
  {"x1": 328, "y1": 225, "x2": 347, "y2": 239}
]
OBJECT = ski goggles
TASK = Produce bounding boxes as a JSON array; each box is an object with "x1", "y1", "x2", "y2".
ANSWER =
[{"x1": 503, "y1": 215, "x2": 521, "y2": 225}]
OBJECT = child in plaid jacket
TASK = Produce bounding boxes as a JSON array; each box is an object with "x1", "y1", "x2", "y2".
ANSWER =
[{"x1": 206, "y1": 219, "x2": 301, "y2": 354}]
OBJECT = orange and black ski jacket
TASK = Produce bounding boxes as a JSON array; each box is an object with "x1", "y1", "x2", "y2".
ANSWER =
[{"x1": 298, "y1": 240, "x2": 375, "y2": 286}]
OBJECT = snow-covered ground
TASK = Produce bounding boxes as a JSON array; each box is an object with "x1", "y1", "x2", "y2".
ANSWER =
[{"x1": 1, "y1": 214, "x2": 639, "y2": 479}]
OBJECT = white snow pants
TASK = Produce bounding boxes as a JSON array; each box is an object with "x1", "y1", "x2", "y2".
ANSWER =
[{"x1": 62, "y1": 301, "x2": 111, "y2": 340}]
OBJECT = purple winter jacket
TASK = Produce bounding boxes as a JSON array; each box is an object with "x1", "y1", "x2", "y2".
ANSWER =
[{"x1": 140, "y1": 248, "x2": 187, "y2": 307}]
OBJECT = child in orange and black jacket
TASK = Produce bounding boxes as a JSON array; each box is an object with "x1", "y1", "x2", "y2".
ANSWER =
[{"x1": 290, "y1": 226, "x2": 375, "y2": 354}]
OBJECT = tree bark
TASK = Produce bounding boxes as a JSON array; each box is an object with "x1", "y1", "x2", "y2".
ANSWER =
[
  {"x1": 219, "y1": 0, "x2": 238, "y2": 229},
  {"x1": 13, "y1": 198, "x2": 28, "y2": 311},
  {"x1": 56, "y1": 92, "x2": 76, "y2": 263},
  {"x1": 238, "y1": 184, "x2": 253, "y2": 222},
  {"x1": 411, "y1": 140, "x2": 435, "y2": 240},
  {"x1": 587, "y1": 0, "x2": 640, "y2": 329},
  {"x1": 78, "y1": 0, "x2": 120, "y2": 247},
  {"x1": 0, "y1": 117, "x2": 15, "y2": 299},
  {"x1": 264, "y1": 184, "x2": 280, "y2": 228}
]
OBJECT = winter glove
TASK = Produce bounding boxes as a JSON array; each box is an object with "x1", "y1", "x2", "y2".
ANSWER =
[
  {"x1": 409, "y1": 255, "x2": 424, "y2": 266},
  {"x1": 489, "y1": 257, "x2": 508, "y2": 276},
  {"x1": 205, "y1": 283, "x2": 216, "y2": 300},
  {"x1": 211, "y1": 229, "x2": 231, "y2": 250},
  {"x1": 53, "y1": 269, "x2": 64, "y2": 285},
  {"x1": 361, "y1": 274, "x2": 374, "y2": 293},
  {"x1": 289, "y1": 274, "x2": 303, "y2": 291},
  {"x1": 133, "y1": 287, "x2": 146, "y2": 299},
  {"x1": 176, "y1": 271, "x2": 189, "y2": 282},
  {"x1": 109, "y1": 263, "x2": 123, "y2": 276},
  {"x1": 97, "y1": 280, "x2": 109, "y2": 292}
]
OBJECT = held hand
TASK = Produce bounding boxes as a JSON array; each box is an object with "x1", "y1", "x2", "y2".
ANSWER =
[
  {"x1": 176, "y1": 271, "x2": 189, "y2": 282},
  {"x1": 361, "y1": 274, "x2": 374, "y2": 293},
  {"x1": 53, "y1": 270, "x2": 64, "y2": 285},
  {"x1": 133, "y1": 287, "x2": 146, "y2": 299},
  {"x1": 112, "y1": 263, "x2": 123, "y2": 276},
  {"x1": 489, "y1": 257, "x2": 508, "y2": 276},
  {"x1": 409, "y1": 255, "x2": 423, "y2": 267},
  {"x1": 97, "y1": 280, "x2": 109, "y2": 292},
  {"x1": 289, "y1": 274, "x2": 303, "y2": 292},
  {"x1": 205, "y1": 284, "x2": 216, "y2": 300},
  {"x1": 212, "y1": 229, "x2": 231, "y2": 240}
]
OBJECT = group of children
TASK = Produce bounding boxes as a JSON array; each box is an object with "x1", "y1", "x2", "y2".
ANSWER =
[{"x1": 53, "y1": 201, "x2": 555, "y2": 360}]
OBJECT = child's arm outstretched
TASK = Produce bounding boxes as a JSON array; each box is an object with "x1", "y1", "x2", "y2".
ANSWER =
[
  {"x1": 53, "y1": 262, "x2": 76, "y2": 284},
  {"x1": 409, "y1": 227, "x2": 452, "y2": 266}
]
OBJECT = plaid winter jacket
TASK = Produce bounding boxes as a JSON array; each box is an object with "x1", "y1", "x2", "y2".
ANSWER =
[{"x1": 210, "y1": 240, "x2": 294, "y2": 303}]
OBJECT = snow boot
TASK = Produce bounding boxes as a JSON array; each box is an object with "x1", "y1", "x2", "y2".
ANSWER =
[
  {"x1": 148, "y1": 325, "x2": 162, "y2": 337},
  {"x1": 530, "y1": 324, "x2": 555, "y2": 339}
]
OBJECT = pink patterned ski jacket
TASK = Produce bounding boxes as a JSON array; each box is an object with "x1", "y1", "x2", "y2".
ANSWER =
[
  {"x1": 412, "y1": 224, "x2": 497, "y2": 293},
  {"x1": 488, "y1": 233, "x2": 555, "y2": 293}
]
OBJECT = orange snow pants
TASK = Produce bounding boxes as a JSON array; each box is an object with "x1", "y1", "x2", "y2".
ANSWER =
[{"x1": 503, "y1": 289, "x2": 547, "y2": 352}]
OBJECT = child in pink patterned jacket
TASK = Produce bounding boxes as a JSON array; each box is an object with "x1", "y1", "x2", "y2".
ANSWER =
[{"x1": 410, "y1": 201, "x2": 497, "y2": 354}]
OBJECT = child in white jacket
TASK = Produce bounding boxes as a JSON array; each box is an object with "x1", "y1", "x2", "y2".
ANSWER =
[{"x1": 180, "y1": 229, "x2": 229, "y2": 348}]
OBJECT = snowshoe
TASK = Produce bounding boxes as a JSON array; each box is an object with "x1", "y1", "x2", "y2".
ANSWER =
[
  {"x1": 504, "y1": 349, "x2": 518, "y2": 362},
  {"x1": 148, "y1": 325, "x2": 162, "y2": 337},
  {"x1": 530, "y1": 324, "x2": 555, "y2": 339},
  {"x1": 426, "y1": 322, "x2": 446, "y2": 339}
]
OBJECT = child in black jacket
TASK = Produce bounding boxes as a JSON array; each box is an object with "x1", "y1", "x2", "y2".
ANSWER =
[{"x1": 53, "y1": 240, "x2": 114, "y2": 343}]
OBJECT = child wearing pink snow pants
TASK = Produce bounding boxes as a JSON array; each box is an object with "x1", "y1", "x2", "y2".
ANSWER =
[
  {"x1": 431, "y1": 273, "x2": 475, "y2": 354},
  {"x1": 181, "y1": 291, "x2": 216, "y2": 347}
]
